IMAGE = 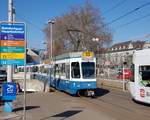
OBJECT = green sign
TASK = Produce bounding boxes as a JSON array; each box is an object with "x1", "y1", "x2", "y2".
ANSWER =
[{"x1": 0, "y1": 46, "x2": 24, "y2": 53}]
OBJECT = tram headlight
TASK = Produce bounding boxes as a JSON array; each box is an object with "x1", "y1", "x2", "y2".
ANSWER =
[{"x1": 73, "y1": 82, "x2": 76, "y2": 87}]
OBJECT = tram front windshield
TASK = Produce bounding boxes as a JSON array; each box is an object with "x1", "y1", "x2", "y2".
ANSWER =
[{"x1": 82, "y1": 62, "x2": 95, "y2": 79}]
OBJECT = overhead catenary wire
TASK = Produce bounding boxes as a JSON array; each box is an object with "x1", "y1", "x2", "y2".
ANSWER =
[
  {"x1": 14, "y1": 1, "x2": 150, "y2": 38},
  {"x1": 103, "y1": 0, "x2": 127, "y2": 15},
  {"x1": 14, "y1": 1, "x2": 126, "y2": 32},
  {"x1": 16, "y1": 13, "x2": 43, "y2": 32},
  {"x1": 106, "y1": 1, "x2": 150, "y2": 26},
  {"x1": 116, "y1": 12, "x2": 150, "y2": 29},
  {"x1": 15, "y1": 13, "x2": 46, "y2": 50}
]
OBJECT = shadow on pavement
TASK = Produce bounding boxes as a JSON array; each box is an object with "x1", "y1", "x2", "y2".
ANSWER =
[
  {"x1": 40, "y1": 110, "x2": 82, "y2": 120},
  {"x1": 95, "y1": 88, "x2": 110, "y2": 97},
  {"x1": 17, "y1": 91, "x2": 36, "y2": 96},
  {"x1": 132, "y1": 99, "x2": 150, "y2": 107},
  {"x1": 13, "y1": 105, "x2": 40, "y2": 112}
]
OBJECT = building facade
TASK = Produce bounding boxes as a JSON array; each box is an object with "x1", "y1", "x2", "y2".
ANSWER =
[{"x1": 96, "y1": 40, "x2": 150, "y2": 75}]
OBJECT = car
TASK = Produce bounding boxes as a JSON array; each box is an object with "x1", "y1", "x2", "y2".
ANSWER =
[
  {"x1": 0, "y1": 69, "x2": 7, "y2": 83},
  {"x1": 116, "y1": 68, "x2": 133, "y2": 79},
  {"x1": 0, "y1": 69, "x2": 7, "y2": 96}
]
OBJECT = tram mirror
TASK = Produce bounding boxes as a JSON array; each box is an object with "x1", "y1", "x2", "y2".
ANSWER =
[{"x1": 123, "y1": 62, "x2": 127, "y2": 65}]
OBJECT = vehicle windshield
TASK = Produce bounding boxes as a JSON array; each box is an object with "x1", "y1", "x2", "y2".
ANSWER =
[
  {"x1": 139, "y1": 66, "x2": 150, "y2": 87},
  {"x1": 0, "y1": 70, "x2": 6, "y2": 74},
  {"x1": 81, "y1": 62, "x2": 95, "y2": 79}
]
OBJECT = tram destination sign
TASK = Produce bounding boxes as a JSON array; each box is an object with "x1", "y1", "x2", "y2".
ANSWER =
[{"x1": 0, "y1": 22, "x2": 25, "y2": 65}]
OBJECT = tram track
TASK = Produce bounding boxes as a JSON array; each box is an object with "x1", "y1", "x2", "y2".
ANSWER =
[
  {"x1": 97, "y1": 86, "x2": 131, "y2": 101},
  {"x1": 77, "y1": 87, "x2": 150, "y2": 120}
]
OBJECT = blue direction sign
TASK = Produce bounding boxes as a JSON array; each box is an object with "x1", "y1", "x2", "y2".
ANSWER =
[
  {"x1": 0, "y1": 22, "x2": 25, "y2": 40},
  {"x1": 0, "y1": 22, "x2": 25, "y2": 65},
  {"x1": 2, "y1": 82, "x2": 17, "y2": 100},
  {"x1": 0, "y1": 23, "x2": 25, "y2": 40},
  {"x1": 0, "y1": 34, "x2": 24, "y2": 40},
  {"x1": 0, "y1": 23, "x2": 25, "y2": 34}
]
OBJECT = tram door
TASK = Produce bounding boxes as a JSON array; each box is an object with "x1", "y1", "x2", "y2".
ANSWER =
[
  {"x1": 65, "y1": 63, "x2": 70, "y2": 90},
  {"x1": 129, "y1": 64, "x2": 136, "y2": 98},
  {"x1": 71, "y1": 62, "x2": 81, "y2": 88}
]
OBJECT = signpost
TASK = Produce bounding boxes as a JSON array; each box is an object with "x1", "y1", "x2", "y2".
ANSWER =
[
  {"x1": 0, "y1": 22, "x2": 25, "y2": 65},
  {"x1": 2, "y1": 83, "x2": 17, "y2": 100},
  {"x1": 0, "y1": 22, "x2": 26, "y2": 113},
  {"x1": 2, "y1": 83, "x2": 17, "y2": 112}
]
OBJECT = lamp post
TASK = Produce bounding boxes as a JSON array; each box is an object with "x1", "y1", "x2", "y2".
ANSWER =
[
  {"x1": 47, "y1": 20, "x2": 54, "y2": 90},
  {"x1": 48, "y1": 20, "x2": 55, "y2": 62},
  {"x1": 123, "y1": 61, "x2": 127, "y2": 91},
  {"x1": 92, "y1": 38, "x2": 100, "y2": 76}
]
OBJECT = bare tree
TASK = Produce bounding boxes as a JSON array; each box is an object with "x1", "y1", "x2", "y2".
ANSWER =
[{"x1": 44, "y1": 1, "x2": 112, "y2": 56}]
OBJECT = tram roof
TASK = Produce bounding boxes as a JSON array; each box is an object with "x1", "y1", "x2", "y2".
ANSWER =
[
  {"x1": 53, "y1": 52, "x2": 83, "y2": 61},
  {"x1": 133, "y1": 48, "x2": 150, "y2": 65}
]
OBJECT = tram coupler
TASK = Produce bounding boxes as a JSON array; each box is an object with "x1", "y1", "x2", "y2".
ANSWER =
[{"x1": 87, "y1": 90, "x2": 95, "y2": 97}]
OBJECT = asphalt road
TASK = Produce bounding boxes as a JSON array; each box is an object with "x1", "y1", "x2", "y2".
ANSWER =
[
  {"x1": 11, "y1": 91, "x2": 112, "y2": 120},
  {"x1": 82, "y1": 87, "x2": 150, "y2": 120},
  {"x1": 6, "y1": 86, "x2": 149, "y2": 120}
]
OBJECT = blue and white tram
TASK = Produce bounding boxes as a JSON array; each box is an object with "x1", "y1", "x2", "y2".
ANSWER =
[{"x1": 51, "y1": 51, "x2": 97, "y2": 96}]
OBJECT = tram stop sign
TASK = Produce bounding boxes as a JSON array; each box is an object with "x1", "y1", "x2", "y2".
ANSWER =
[{"x1": 2, "y1": 82, "x2": 17, "y2": 101}]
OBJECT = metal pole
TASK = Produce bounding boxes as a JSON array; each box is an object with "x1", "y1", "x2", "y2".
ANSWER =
[
  {"x1": 48, "y1": 20, "x2": 54, "y2": 61},
  {"x1": 23, "y1": 25, "x2": 27, "y2": 120},
  {"x1": 123, "y1": 65, "x2": 125, "y2": 91},
  {"x1": 8, "y1": 1, "x2": 26, "y2": 118},
  {"x1": 7, "y1": 0, "x2": 13, "y2": 83},
  {"x1": 12, "y1": 7, "x2": 15, "y2": 22},
  {"x1": 50, "y1": 23, "x2": 53, "y2": 61},
  {"x1": 8, "y1": 0, "x2": 13, "y2": 22},
  {"x1": 97, "y1": 38, "x2": 100, "y2": 76},
  {"x1": 50, "y1": 22, "x2": 52, "y2": 91},
  {"x1": 48, "y1": 20, "x2": 54, "y2": 90}
]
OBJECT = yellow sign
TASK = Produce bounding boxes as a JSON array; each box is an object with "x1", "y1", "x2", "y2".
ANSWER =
[
  {"x1": 82, "y1": 51, "x2": 94, "y2": 58},
  {"x1": 0, "y1": 53, "x2": 25, "y2": 59}
]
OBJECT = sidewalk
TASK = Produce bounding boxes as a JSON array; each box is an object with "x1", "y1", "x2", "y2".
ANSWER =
[
  {"x1": 0, "y1": 112, "x2": 21, "y2": 120},
  {"x1": 0, "y1": 91, "x2": 114, "y2": 120}
]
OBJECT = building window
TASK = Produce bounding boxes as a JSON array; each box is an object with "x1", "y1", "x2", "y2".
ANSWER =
[{"x1": 123, "y1": 46, "x2": 126, "y2": 49}]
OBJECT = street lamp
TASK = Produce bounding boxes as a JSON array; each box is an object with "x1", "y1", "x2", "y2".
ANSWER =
[
  {"x1": 48, "y1": 20, "x2": 55, "y2": 62},
  {"x1": 92, "y1": 38, "x2": 100, "y2": 76},
  {"x1": 47, "y1": 20, "x2": 54, "y2": 91}
]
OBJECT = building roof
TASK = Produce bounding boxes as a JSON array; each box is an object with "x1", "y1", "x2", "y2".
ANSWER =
[
  {"x1": 108, "y1": 40, "x2": 147, "y2": 52},
  {"x1": 27, "y1": 48, "x2": 39, "y2": 56}
]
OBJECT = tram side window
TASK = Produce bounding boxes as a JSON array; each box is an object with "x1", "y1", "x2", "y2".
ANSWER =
[
  {"x1": 32, "y1": 66, "x2": 38, "y2": 72},
  {"x1": 53, "y1": 64, "x2": 57, "y2": 75},
  {"x1": 54, "y1": 64, "x2": 59, "y2": 74},
  {"x1": 65, "y1": 64, "x2": 70, "y2": 79},
  {"x1": 130, "y1": 64, "x2": 134, "y2": 82},
  {"x1": 62, "y1": 63, "x2": 65, "y2": 73},
  {"x1": 19, "y1": 68, "x2": 22, "y2": 72},
  {"x1": 61, "y1": 63, "x2": 66, "y2": 76},
  {"x1": 71, "y1": 62, "x2": 80, "y2": 78},
  {"x1": 139, "y1": 66, "x2": 150, "y2": 87}
]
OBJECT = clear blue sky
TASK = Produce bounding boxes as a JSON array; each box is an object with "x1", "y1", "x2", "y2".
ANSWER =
[{"x1": 1, "y1": 0, "x2": 150, "y2": 49}]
